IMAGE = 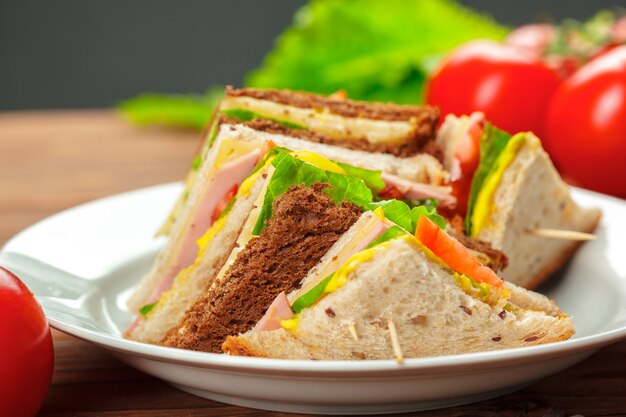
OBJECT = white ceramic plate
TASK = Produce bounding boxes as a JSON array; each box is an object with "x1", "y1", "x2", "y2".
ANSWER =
[{"x1": 1, "y1": 184, "x2": 625, "y2": 415}]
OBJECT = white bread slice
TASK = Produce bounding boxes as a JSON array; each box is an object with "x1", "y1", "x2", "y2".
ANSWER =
[
  {"x1": 475, "y1": 135, "x2": 601, "y2": 289},
  {"x1": 126, "y1": 126, "x2": 244, "y2": 313},
  {"x1": 224, "y1": 238, "x2": 574, "y2": 360},
  {"x1": 126, "y1": 175, "x2": 266, "y2": 343}
]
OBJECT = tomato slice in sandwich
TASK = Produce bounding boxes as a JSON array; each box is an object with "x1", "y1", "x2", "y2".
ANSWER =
[
  {"x1": 415, "y1": 215, "x2": 503, "y2": 287},
  {"x1": 211, "y1": 184, "x2": 238, "y2": 223}
]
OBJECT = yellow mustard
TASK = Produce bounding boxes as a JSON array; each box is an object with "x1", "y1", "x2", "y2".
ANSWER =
[
  {"x1": 471, "y1": 134, "x2": 527, "y2": 238},
  {"x1": 280, "y1": 317, "x2": 300, "y2": 330},
  {"x1": 239, "y1": 158, "x2": 274, "y2": 196}
]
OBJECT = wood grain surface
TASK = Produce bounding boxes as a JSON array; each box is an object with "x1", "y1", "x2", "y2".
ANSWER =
[{"x1": 1, "y1": 110, "x2": 624, "y2": 417}]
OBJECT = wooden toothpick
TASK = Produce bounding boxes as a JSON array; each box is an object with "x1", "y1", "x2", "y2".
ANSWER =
[
  {"x1": 528, "y1": 228, "x2": 597, "y2": 241},
  {"x1": 387, "y1": 320, "x2": 404, "y2": 365}
]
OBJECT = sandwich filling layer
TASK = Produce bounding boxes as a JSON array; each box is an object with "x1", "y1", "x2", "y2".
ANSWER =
[
  {"x1": 220, "y1": 116, "x2": 442, "y2": 158},
  {"x1": 222, "y1": 88, "x2": 439, "y2": 146},
  {"x1": 140, "y1": 146, "x2": 263, "y2": 311},
  {"x1": 226, "y1": 88, "x2": 440, "y2": 122},
  {"x1": 160, "y1": 184, "x2": 362, "y2": 353}
]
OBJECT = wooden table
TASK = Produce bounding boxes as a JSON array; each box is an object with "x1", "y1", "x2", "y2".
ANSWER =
[{"x1": 1, "y1": 110, "x2": 624, "y2": 417}]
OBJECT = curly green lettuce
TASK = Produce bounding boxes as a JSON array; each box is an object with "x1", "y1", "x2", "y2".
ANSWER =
[{"x1": 247, "y1": 0, "x2": 508, "y2": 103}]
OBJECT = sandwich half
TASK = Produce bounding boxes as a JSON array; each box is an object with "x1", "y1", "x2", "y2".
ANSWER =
[
  {"x1": 126, "y1": 88, "x2": 453, "y2": 344},
  {"x1": 437, "y1": 115, "x2": 601, "y2": 289},
  {"x1": 158, "y1": 149, "x2": 501, "y2": 353},
  {"x1": 223, "y1": 235, "x2": 573, "y2": 360},
  {"x1": 127, "y1": 139, "x2": 452, "y2": 344},
  {"x1": 210, "y1": 189, "x2": 574, "y2": 360},
  {"x1": 157, "y1": 86, "x2": 445, "y2": 237}
]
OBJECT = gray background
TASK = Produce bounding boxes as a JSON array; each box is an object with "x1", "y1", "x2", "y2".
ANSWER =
[{"x1": 0, "y1": 0, "x2": 622, "y2": 110}]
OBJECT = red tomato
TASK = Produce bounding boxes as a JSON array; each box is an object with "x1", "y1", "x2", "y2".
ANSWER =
[
  {"x1": 415, "y1": 216, "x2": 503, "y2": 287},
  {"x1": 0, "y1": 267, "x2": 54, "y2": 417},
  {"x1": 449, "y1": 115, "x2": 484, "y2": 216},
  {"x1": 210, "y1": 184, "x2": 238, "y2": 223},
  {"x1": 426, "y1": 40, "x2": 562, "y2": 137},
  {"x1": 544, "y1": 46, "x2": 626, "y2": 197}
]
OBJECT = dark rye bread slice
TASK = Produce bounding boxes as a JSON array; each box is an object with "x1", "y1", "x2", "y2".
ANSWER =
[
  {"x1": 160, "y1": 184, "x2": 362, "y2": 353},
  {"x1": 219, "y1": 116, "x2": 443, "y2": 159}
]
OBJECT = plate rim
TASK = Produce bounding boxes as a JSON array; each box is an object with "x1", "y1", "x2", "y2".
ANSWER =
[{"x1": 48, "y1": 314, "x2": 625, "y2": 375}]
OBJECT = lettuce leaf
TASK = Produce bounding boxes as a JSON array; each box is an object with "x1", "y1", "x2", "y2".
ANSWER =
[
  {"x1": 368, "y1": 199, "x2": 446, "y2": 233},
  {"x1": 119, "y1": 1, "x2": 507, "y2": 129},
  {"x1": 412, "y1": 205, "x2": 447, "y2": 230},
  {"x1": 251, "y1": 150, "x2": 446, "y2": 236},
  {"x1": 291, "y1": 274, "x2": 334, "y2": 314},
  {"x1": 139, "y1": 302, "x2": 157, "y2": 318},
  {"x1": 247, "y1": 0, "x2": 508, "y2": 103},
  {"x1": 220, "y1": 108, "x2": 306, "y2": 130},
  {"x1": 252, "y1": 151, "x2": 375, "y2": 235},
  {"x1": 118, "y1": 87, "x2": 224, "y2": 130},
  {"x1": 336, "y1": 162, "x2": 385, "y2": 194},
  {"x1": 464, "y1": 124, "x2": 512, "y2": 234}
]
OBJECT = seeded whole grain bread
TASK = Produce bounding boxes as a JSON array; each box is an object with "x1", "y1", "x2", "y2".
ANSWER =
[
  {"x1": 161, "y1": 184, "x2": 362, "y2": 352},
  {"x1": 223, "y1": 238, "x2": 575, "y2": 360}
]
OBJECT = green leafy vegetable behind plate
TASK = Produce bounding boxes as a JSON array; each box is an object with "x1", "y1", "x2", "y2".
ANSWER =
[{"x1": 247, "y1": 0, "x2": 508, "y2": 103}]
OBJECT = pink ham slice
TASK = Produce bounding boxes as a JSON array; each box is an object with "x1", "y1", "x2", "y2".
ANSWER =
[
  {"x1": 380, "y1": 172, "x2": 457, "y2": 208},
  {"x1": 254, "y1": 292, "x2": 294, "y2": 331},
  {"x1": 349, "y1": 220, "x2": 389, "y2": 256},
  {"x1": 143, "y1": 148, "x2": 262, "y2": 308}
]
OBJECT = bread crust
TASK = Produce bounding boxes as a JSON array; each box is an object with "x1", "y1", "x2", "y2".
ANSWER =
[{"x1": 222, "y1": 337, "x2": 268, "y2": 358}]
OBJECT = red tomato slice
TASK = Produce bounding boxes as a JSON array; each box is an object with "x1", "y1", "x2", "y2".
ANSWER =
[
  {"x1": 415, "y1": 216, "x2": 503, "y2": 287},
  {"x1": 445, "y1": 116, "x2": 484, "y2": 217},
  {"x1": 378, "y1": 184, "x2": 406, "y2": 200},
  {"x1": 211, "y1": 184, "x2": 238, "y2": 223}
]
